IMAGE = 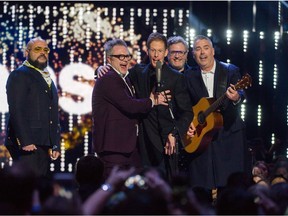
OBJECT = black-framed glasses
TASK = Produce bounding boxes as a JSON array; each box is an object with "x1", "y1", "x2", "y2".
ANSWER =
[
  {"x1": 109, "y1": 54, "x2": 132, "y2": 61},
  {"x1": 169, "y1": 50, "x2": 187, "y2": 57},
  {"x1": 28, "y1": 46, "x2": 50, "y2": 54}
]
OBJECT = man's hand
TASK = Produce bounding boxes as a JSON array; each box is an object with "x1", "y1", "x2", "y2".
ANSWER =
[
  {"x1": 187, "y1": 122, "x2": 196, "y2": 137},
  {"x1": 22, "y1": 144, "x2": 37, "y2": 151},
  {"x1": 97, "y1": 65, "x2": 110, "y2": 78},
  {"x1": 164, "y1": 133, "x2": 176, "y2": 155},
  {"x1": 150, "y1": 90, "x2": 171, "y2": 106},
  {"x1": 226, "y1": 84, "x2": 240, "y2": 102},
  {"x1": 50, "y1": 150, "x2": 60, "y2": 160}
]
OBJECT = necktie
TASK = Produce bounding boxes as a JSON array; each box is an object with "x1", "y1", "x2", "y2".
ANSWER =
[{"x1": 124, "y1": 76, "x2": 135, "y2": 96}]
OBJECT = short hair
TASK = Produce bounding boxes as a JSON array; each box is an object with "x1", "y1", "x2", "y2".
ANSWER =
[
  {"x1": 167, "y1": 36, "x2": 189, "y2": 51},
  {"x1": 147, "y1": 32, "x2": 167, "y2": 49},
  {"x1": 193, "y1": 35, "x2": 213, "y2": 48},
  {"x1": 104, "y1": 39, "x2": 128, "y2": 56},
  {"x1": 26, "y1": 37, "x2": 46, "y2": 50}
]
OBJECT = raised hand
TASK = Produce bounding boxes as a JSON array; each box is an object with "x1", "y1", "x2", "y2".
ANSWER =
[
  {"x1": 150, "y1": 90, "x2": 171, "y2": 106},
  {"x1": 97, "y1": 65, "x2": 110, "y2": 78}
]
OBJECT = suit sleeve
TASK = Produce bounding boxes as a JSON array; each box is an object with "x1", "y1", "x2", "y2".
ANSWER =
[
  {"x1": 6, "y1": 71, "x2": 33, "y2": 147},
  {"x1": 222, "y1": 64, "x2": 246, "y2": 110},
  {"x1": 97, "y1": 74, "x2": 152, "y2": 115}
]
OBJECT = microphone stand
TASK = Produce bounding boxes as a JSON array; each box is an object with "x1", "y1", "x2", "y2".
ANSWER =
[{"x1": 159, "y1": 82, "x2": 182, "y2": 176}]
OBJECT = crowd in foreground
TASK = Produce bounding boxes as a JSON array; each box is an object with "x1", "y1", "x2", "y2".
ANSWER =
[{"x1": 0, "y1": 154, "x2": 288, "y2": 215}]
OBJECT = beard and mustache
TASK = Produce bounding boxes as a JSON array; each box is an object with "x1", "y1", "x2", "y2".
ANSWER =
[{"x1": 28, "y1": 54, "x2": 48, "y2": 70}]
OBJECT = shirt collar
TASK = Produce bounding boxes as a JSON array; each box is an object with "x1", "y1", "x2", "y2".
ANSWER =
[{"x1": 201, "y1": 60, "x2": 216, "y2": 74}]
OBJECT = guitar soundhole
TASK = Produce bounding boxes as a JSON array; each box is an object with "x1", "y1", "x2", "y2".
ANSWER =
[{"x1": 197, "y1": 111, "x2": 206, "y2": 125}]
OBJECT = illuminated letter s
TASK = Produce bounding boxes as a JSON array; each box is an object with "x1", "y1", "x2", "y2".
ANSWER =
[{"x1": 58, "y1": 63, "x2": 94, "y2": 115}]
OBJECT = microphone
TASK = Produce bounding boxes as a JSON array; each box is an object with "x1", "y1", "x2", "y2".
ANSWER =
[{"x1": 156, "y1": 60, "x2": 162, "y2": 92}]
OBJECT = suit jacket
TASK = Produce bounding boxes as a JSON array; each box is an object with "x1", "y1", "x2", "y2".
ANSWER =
[
  {"x1": 184, "y1": 60, "x2": 248, "y2": 189},
  {"x1": 92, "y1": 68, "x2": 153, "y2": 154},
  {"x1": 129, "y1": 63, "x2": 193, "y2": 158},
  {"x1": 5, "y1": 65, "x2": 60, "y2": 158}
]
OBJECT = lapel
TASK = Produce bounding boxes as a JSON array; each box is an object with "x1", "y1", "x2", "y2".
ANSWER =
[
  {"x1": 28, "y1": 67, "x2": 53, "y2": 98},
  {"x1": 213, "y1": 62, "x2": 220, "y2": 98},
  {"x1": 50, "y1": 81, "x2": 58, "y2": 99},
  {"x1": 160, "y1": 63, "x2": 170, "y2": 88},
  {"x1": 194, "y1": 67, "x2": 209, "y2": 98},
  {"x1": 214, "y1": 60, "x2": 228, "y2": 99},
  {"x1": 141, "y1": 64, "x2": 152, "y2": 97},
  {"x1": 111, "y1": 68, "x2": 135, "y2": 97}
]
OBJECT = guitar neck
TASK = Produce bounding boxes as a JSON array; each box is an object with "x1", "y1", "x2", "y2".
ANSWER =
[
  {"x1": 204, "y1": 94, "x2": 227, "y2": 117},
  {"x1": 201, "y1": 73, "x2": 252, "y2": 120}
]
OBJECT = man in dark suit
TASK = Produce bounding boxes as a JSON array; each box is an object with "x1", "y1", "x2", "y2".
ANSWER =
[
  {"x1": 5, "y1": 37, "x2": 60, "y2": 178},
  {"x1": 167, "y1": 35, "x2": 192, "y2": 73},
  {"x1": 185, "y1": 35, "x2": 249, "y2": 190},
  {"x1": 128, "y1": 33, "x2": 193, "y2": 180},
  {"x1": 97, "y1": 33, "x2": 193, "y2": 180},
  {"x1": 92, "y1": 39, "x2": 167, "y2": 178}
]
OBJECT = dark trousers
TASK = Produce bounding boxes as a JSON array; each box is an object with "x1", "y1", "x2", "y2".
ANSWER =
[
  {"x1": 18, "y1": 146, "x2": 51, "y2": 178},
  {"x1": 99, "y1": 148, "x2": 142, "y2": 179}
]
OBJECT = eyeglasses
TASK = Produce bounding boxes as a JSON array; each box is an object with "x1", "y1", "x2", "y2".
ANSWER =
[
  {"x1": 109, "y1": 54, "x2": 132, "y2": 61},
  {"x1": 28, "y1": 46, "x2": 50, "y2": 54},
  {"x1": 148, "y1": 48, "x2": 165, "y2": 55},
  {"x1": 169, "y1": 50, "x2": 187, "y2": 57}
]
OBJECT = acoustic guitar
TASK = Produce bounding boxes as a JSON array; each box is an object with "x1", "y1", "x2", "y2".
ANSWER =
[{"x1": 183, "y1": 73, "x2": 252, "y2": 154}]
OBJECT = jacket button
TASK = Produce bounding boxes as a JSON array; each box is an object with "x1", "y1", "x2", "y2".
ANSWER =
[{"x1": 50, "y1": 121, "x2": 53, "y2": 124}]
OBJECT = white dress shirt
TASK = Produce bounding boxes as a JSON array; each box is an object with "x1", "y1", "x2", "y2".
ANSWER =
[{"x1": 201, "y1": 60, "x2": 216, "y2": 98}]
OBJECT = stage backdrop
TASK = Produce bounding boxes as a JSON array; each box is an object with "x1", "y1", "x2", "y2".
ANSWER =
[{"x1": 0, "y1": 1, "x2": 287, "y2": 172}]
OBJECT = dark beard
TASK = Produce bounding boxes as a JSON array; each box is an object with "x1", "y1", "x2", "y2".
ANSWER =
[{"x1": 28, "y1": 55, "x2": 48, "y2": 70}]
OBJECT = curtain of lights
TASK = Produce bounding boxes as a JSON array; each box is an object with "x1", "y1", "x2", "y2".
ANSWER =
[{"x1": 0, "y1": 1, "x2": 287, "y2": 172}]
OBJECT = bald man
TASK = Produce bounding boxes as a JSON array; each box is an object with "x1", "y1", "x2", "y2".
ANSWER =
[{"x1": 5, "y1": 37, "x2": 60, "y2": 178}]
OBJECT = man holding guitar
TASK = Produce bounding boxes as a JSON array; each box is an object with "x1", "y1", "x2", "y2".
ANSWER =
[{"x1": 184, "y1": 35, "x2": 251, "y2": 192}]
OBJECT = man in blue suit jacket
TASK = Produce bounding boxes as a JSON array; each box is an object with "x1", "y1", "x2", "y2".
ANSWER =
[
  {"x1": 92, "y1": 39, "x2": 167, "y2": 178},
  {"x1": 185, "y1": 35, "x2": 249, "y2": 190},
  {"x1": 5, "y1": 37, "x2": 60, "y2": 178}
]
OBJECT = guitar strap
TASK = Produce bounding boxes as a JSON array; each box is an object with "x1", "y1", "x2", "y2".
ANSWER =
[{"x1": 215, "y1": 61, "x2": 229, "y2": 99}]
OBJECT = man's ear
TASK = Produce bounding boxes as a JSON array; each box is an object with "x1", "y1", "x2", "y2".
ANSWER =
[
  {"x1": 106, "y1": 57, "x2": 111, "y2": 64},
  {"x1": 164, "y1": 49, "x2": 168, "y2": 57},
  {"x1": 24, "y1": 49, "x2": 29, "y2": 58}
]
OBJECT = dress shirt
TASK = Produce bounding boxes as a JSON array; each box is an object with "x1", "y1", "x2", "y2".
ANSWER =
[{"x1": 201, "y1": 60, "x2": 216, "y2": 98}]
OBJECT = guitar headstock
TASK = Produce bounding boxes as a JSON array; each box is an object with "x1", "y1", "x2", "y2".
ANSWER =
[{"x1": 235, "y1": 73, "x2": 252, "y2": 90}]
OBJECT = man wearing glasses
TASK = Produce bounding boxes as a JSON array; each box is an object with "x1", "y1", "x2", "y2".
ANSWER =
[
  {"x1": 97, "y1": 33, "x2": 193, "y2": 180},
  {"x1": 92, "y1": 38, "x2": 168, "y2": 178},
  {"x1": 5, "y1": 37, "x2": 60, "y2": 178},
  {"x1": 167, "y1": 35, "x2": 191, "y2": 73}
]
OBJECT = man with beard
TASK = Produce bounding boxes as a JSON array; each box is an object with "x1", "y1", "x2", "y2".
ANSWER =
[{"x1": 5, "y1": 37, "x2": 60, "y2": 178}]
